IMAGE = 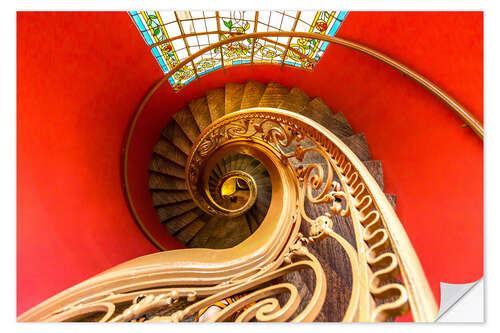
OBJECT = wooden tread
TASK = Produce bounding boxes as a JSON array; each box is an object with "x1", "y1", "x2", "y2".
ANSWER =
[{"x1": 149, "y1": 81, "x2": 397, "y2": 258}]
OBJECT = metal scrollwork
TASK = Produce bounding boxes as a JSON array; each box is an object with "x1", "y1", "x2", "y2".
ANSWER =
[{"x1": 20, "y1": 108, "x2": 436, "y2": 323}]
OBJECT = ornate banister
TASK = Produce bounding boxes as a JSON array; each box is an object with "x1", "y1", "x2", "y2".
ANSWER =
[
  {"x1": 124, "y1": 31, "x2": 482, "y2": 250},
  {"x1": 20, "y1": 109, "x2": 438, "y2": 322}
]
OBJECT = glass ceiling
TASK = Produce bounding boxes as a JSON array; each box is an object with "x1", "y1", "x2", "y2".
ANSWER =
[{"x1": 129, "y1": 10, "x2": 348, "y2": 90}]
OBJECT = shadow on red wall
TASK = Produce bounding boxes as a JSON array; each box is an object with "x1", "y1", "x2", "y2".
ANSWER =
[{"x1": 18, "y1": 11, "x2": 483, "y2": 320}]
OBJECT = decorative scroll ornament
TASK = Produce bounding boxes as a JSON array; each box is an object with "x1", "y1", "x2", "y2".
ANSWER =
[
  {"x1": 19, "y1": 108, "x2": 437, "y2": 323},
  {"x1": 184, "y1": 109, "x2": 437, "y2": 322}
]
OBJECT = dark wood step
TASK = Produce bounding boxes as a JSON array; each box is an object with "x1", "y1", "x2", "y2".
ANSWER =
[
  {"x1": 363, "y1": 160, "x2": 384, "y2": 190},
  {"x1": 340, "y1": 133, "x2": 371, "y2": 161},
  {"x1": 225, "y1": 82, "x2": 244, "y2": 114},
  {"x1": 251, "y1": 199, "x2": 270, "y2": 222},
  {"x1": 258, "y1": 82, "x2": 290, "y2": 108},
  {"x1": 233, "y1": 154, "x2": 247, "y2": 171},
  {"x1": 151, "y1": 190, "x2": 191, "y2": 206},
  {"x1": 278, "y1": 268, "x2": 313, "y2": 319},
  {"x1": 206, "y1": 88, "x2": 225, "y2": 121},
  {"x1": 333, "y1": 112, "x2": 354, "y2": 132},
  {"x1": 149, "y1": 173, "x2": 187, "y2": 191},
  {"x1": 240, "y1": 80, "x2": 266, "y2": 109},
  {"x1": 188, "y1": 96, "x2": 212, "y2": 132},
  {"x1": 211, "y1": 163, "x2": 223, "y2": 179},
  {"x1": 245, "y1": 210, "x2": 260, "y2": 233},
  {"x1": 149, "y1": 155, "x2": 185, "y2": 179},
  {"x1": 161, "y1": 122, "x2": 193, "y2": 155},
  {"x1": 278, "y1": 86, "x2": 311, "y2": 112},
  {"x1": 204, "y1": 215, "x2": 251, "y2": 249},
  {"x1": 175, "y1": 218, "x2": 207, "y2": 245},
  {"x1": 301, "y1": 96, "x2": 331, "y2": 120},
  {"x1": 306, "y1": 241, "x2": 353, "y2": 322},
  {"x1": 243, "y1": 158, "x2": 262, "y2": 175},
  {"x1": 163, "y1": 208, "x2": 203, "y2": 232},
  {"x1": 153, "y1": 139, "x2": 187, "y2": 167},
  {"x1": 385, "y1": 193, "x2": 397, "y2": 209},
  {"x1": 157, "y1": 200, "x2": 198, "y2": 222},
  {"x1": 188, "y1": 215, "x2": 220, "y2": 248},
  {"x1": 172, "y1": 107, "x2": 201, "y2": 143},
  {"x1": 302, "y1": 98, "x2": 354, "y2": 138}
]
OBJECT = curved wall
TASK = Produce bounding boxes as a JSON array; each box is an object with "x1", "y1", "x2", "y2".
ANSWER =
[
  {"x1": 18, "y1": 11, "x2": 482, "y2": 320},
  {"x1": 17, "y1": 12, "x2": 163, "y2": 315}
]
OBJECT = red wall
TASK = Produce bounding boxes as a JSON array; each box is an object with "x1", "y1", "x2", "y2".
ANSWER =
[
  {"x1": 17, "y1": 12, "x2": 163, "y2": 315},
  {"x1": 18, "y1": 11, "x2": 483, "y2": 320}
]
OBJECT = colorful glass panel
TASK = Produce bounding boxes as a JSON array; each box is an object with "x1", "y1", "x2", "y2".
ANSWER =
[{"x1": 129, "y1": 10, "x2": 348, "y2": 90}]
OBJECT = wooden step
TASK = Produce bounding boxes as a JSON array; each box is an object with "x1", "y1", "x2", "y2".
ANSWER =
[
  {"x1": 234, "y1": 154, "x2": 249, "y2": 171},
  {"x1": 149, "y1": 155, "x2": 186, "y2": 179},
  {"x1": 223, "y1": 155, "x2": 233, "y2": 172},
  {"x1": 278, "y1": 269, "x2": 313, "y2": 319},
  {"x1": 363, "y1": 160, "x2": 384, "y2": 190},
  {"x1": 153, "y1": 139, "x2": 187, "y2": 167},
  {"x1": 151, "y1": 190, "x2": 191, "y2": 206},
  {"x1": 188, "y1": 215, "x2": 220, "y2": 248},
  {"x1": 302, "y1": 96, "x2": 331, "y2": 118},
  {"x1": 161, "y1": 122, "x2": 193, "y2": 155},
  {"x1": 245, "y1": 210, "x2": 260, "y2": 233},
  {"x1": 240, "y1": 80, "x2": 266, "y2": 109},
  {"x1": 385, "y1": 193, "x2": 397, "y2": 209},
  {"x1": 306, "y1": 240, "x2": 353, "y2": 322},
  {"x1": 149, "y1": 173, "x2": 187, "y2": 191},
  {"x1": 258, "y1": 82, "x2": 290, "y2": 108},
  {"x1": 251, "y1": 200, "x2": 270, "y2": 222},
  {"x1": 225, "y1": 82, "x2": 244, "y2": 114},
  {"x1": 163, "y1": 208, "x2": 203, "y2": 232},
  {"x1": 278, "y1": 87, "x2": 311, "y2": 112},
  {"x1": 188, "y1": 96, "x2": 212, "y2": 132},
  {"x1": 340, "y1": 133, "x2": 371, "y2": 161},
  {"x1": 243, "y1": 158, "x2": 262, "y2": 175},
  {"x1": 204, "y1": 215, "x2": 251, "y2": 249},
  {"x1": 248, "y1": 163, "x2": 266, "y2": 177},
  {"x1": 211, "y1": 163, "x2": 223, "y2": 179},
  {"x1": 172, "y1": 107, "x2": 201, "y2": 143},
  {"x1": 175, "y1": 218, "x2": 207, "y2": 244},
  {"x1": 302, "y1": 98, "x2": 354, "y2": 138},
  {"x1": 206, "y1": 88, "x2": 225, "y2": 121},
  {"x1": 229, "y1": 154, "x2": 238, "y2": 172},
  {"x1": 333, "y1": 112, "x2": 354, "y2": 133},
  {"x1": 157, "y1": 201, "x2": 198, "y2": 222}
]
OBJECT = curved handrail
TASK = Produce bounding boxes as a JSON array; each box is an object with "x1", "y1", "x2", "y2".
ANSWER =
[
  {"x1": 124, "y1": 31, "x2": 482, "y2": 251},
  {"x1": 19, "y1": 137, "x2": 303, "y2": 321},
  {"x1": 22, "y1": 109, "x2": 438, "y2": 322},
  {"x1": 185, "y1": 108, "x2": 438, "y2": 321}
]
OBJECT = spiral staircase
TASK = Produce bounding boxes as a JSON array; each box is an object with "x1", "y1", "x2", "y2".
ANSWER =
[
  {"x1": 149, "y1": 81, "x2": 396, "y2": 250},
  {"x1": 17, "y1": 12, "x2": 484, "y2": 322},
  {"x1": 18, "y1": 79, "x2": 439, "y2": 323}
]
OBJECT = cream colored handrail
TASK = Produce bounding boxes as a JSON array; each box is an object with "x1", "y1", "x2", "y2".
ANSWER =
[
  {"x1": 185, "y1": 108, "x2": 438, "y2": 322},
  {"x1": 20, "y1": 109, "x2": 437, "y2": 322},
  {"x1": 124, "y1": 31, "x2": 483, "y2": 251}
]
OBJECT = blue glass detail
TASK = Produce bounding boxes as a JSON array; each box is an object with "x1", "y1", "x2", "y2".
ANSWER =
[
  {"x1": 319, "y1": 11, "x2": 349, "y2": 52},
  {"x1": 151, "y1": 48, "x2": 169, "y2": 73}
]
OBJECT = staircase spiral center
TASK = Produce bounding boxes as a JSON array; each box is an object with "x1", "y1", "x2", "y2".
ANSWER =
[{"x1": 211, "y1": 171, "x2": 257, "y2": 217}]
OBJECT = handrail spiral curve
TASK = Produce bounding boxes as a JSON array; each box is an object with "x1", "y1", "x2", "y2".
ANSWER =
[{"x1": 20, "y1": 108, "x2": 438, "y2": 322}]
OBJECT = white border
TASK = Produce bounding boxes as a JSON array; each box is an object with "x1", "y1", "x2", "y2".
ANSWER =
[{"x1": 5, "y1": 0, "x2": 497, "y2": 332}]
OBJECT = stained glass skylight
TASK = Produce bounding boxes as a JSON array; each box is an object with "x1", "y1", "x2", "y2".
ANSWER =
[{"x1": 129, "y1": 10, "x2": 348, "y2": 90}]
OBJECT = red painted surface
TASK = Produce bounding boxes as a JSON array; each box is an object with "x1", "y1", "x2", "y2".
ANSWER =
[
  {"x1": 17, "y1": 12, "x2": 163, "y2": 315},
  {"x1": 18, "y1": 11, "x2": 483, "y2": 321}
]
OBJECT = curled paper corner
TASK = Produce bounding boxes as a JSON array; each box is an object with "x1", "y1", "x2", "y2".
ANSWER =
[{"x1": 435, "y1": 278, "x2": 483, "y2": 322}]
